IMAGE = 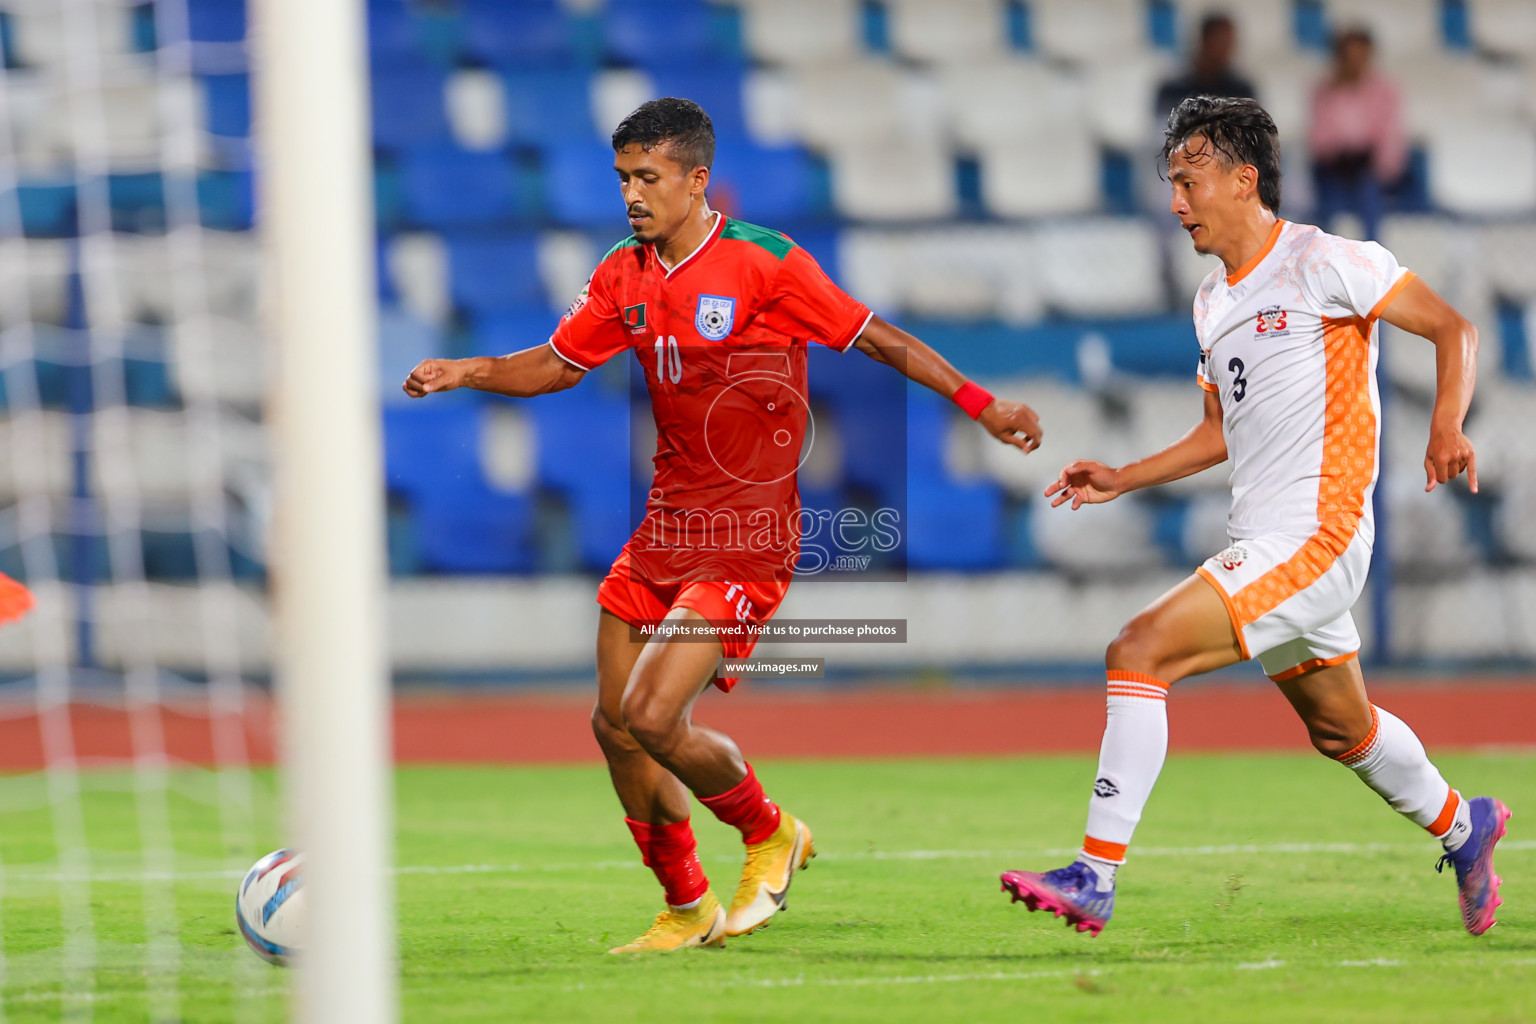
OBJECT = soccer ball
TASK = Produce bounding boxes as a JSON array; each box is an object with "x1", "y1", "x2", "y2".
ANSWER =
[{"x1": 236, "y1": 849, "x2": 305, "y2": 966}]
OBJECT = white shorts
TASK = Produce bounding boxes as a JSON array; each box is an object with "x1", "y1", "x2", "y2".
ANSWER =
[{"x1": 1195, "y1": 524, "x2": 1371, "y2": 681}]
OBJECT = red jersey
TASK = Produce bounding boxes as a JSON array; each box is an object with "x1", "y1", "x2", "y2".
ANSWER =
[{"x1": 549, "y1": 213, "x2": 872, "y2": 584}]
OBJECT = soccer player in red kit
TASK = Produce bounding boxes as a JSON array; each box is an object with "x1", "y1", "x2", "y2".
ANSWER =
[{"x1": 404, "y1": 98, "x2": 1043, "y2": 952}]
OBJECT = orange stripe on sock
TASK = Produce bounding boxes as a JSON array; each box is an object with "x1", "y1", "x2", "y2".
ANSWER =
[
  {"x1": 1427, "y1": 789, "x2": 1461, "y2": 837},
  {"x1": 1333, "y1": 705, "x2": 1380, "y2": 765},
  {"x1": 1106, "y1": 686, "x2": 1167, "y2": 701},
  {"x1": 1082, "y1": 836, "x2": 1128, "y2": 863},
  {"x1": 1106, "y1": 671, "x2": 1168, "y2": 690}
]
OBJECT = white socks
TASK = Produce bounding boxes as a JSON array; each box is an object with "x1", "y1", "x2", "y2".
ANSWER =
[
  {"x1": 1080, "y1": 672, "x2": 1170, "y2": 880},
  {"x1": 1335, "y1": 705, "x2": 1469, "y2": 850}
]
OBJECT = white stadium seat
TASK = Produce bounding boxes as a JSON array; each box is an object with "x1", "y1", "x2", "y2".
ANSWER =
[
  {"x1": 792, "y1": 63, "x2": 943, "y2": 151},
  {"x1": 6, "y1": 2, "x2": 133, "y2": 69},
  {"x1": 1476, "y1": 222, "x2": 1536, "y2": 303},
  {"x1": 1030, "y1": 492, "x2": 1166, "y2": 575},
  {"x1": 1032, "y1": 218, "x2": 1166, "y2": 318},
  {"x1": 1384, "y1": 477, "x2": 1478, "y2": 576},
  {"x1": 446, "y1": 68, "x2": 509, "y2": 151},
  {"x1": 1031, "y1": 0, "x2": 1147, "y2": 64},
  {"x1": 1392, "y1": 570, "x2": 1536, "y2": 659},
  {"x1": 0, "y1": 237, "x2": 71, "y2": 326},
  {"x1": 1166, "y1": 230, "x2": 1222, "y2": 299},
  {"x1": 480, "y1": 406, "x2": 537, "y2": 492},
  {"x1": 1400, "y1": 56, "x2": 1493, "y2": 141},
  {"x1": 89, "y1": 407, "x2": 266, "y2": 504},
  {"x1": 739, "y1": 0, "x2": 864, "y2": 66},
  {"x1": 1171, "y1": 0, "x2": 1298, "y2": 59},
  {"x1": 839, "y1": 226, "x2": 1042, "y2": 322},
  {"x1": 168, "y1": 314, "x2": 266, "y2": 407},
  {"x1": 1180, "y1": 491, "x2": 1233, "y2": 562},
  {"x1": 888, "y1": 0, "x2": 1007, "y2": 64},
  {"x1": 589, "y1": 68, "x2": 653, "y2": 138},
  {"x1": 978, "y1": 130, "x2": 1100, "y2": 219},
  {"x1": 0, "y1": 409, "x2": 72, "y2": 502},
  {"x1": 975, "y1": 380, "x2": 1135, "y2": 496},
  {"x1": 1121, "y1": 381, "x2": 1228, "y2": 495},
  {"x1": 828, "y1": 141, "x2": 957, "y2": 221},
  {"x1": 1425, "y1": 120, "x2": 1536, "y2": 216},
  {"x1": 1083, "y1": 53, "x2": 1177, "y2": 151},
  {"x1": 1465, "y1": 381, "x2": 1536, "y2": 491},
  {"x1": 386, "y1": 232, "x2": 451, "y2": 325},
  {"x1": 1494, "y1": 469, "x2": 1536, "y2": 562},
  {"x1": 1243, "y1": 50, "x2": 1324, "y2": 142},
  {"x1": 742, "y1": 68, "x2": 801, "y2": 146},
  {"x1": 1468, "y1": 0, "x2": 1536, "y2": 59},
  {"x1": 538, "y1": 231, "x2": 598, "y2": 314},
  {"x1": 1325, "y1": 0, "x2": 1440, "y2": 58},
  {"x1": 936, "y1": 59, "x2": 1085, "y2": 152}
]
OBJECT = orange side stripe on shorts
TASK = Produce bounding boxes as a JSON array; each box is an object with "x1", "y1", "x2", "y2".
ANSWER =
[
  {"x1": 1267, "y1": 651, "x2": 1359, "y2": 683},
  {"x1": 1334, "y1": 705, "x2": 1380, "y2": 765},
  {"x1": 1229, "y1": 316, "x2": 1377, "y2": 628},
  {"x1": 1427, "y1": 788, "x2": 1461, "y2": 837},
  {"x1": 1082, "y1": 836, "x2": 1128, "y2": 863}
]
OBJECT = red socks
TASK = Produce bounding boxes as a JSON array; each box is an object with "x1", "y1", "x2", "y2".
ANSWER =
[
  {"x1": 698, "y1": 763, "x2": 781, "y2": 845},
  {"x1": 625, "y1": 817, "x2": 708, "y2": 907}
]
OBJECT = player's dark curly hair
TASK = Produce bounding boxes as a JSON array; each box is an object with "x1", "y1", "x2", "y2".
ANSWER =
[
  {"x1": 1160, "y1": 95, "x2": 1282, "y2": 213},
  {"x1": 611, "y1": 97, "x2": 715, "y2": 171}
]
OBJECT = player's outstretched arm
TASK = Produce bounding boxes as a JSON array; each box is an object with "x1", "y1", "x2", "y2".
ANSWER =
[
  {"x1": 1377, "y1": 277, "x2": 1479, "y2": 493},
  {"x1": 1045, "y1": 390, "x2": 1226, "y2": 510},
  {"x1": 402, "y1": 344, "x2": 585, "y2": 400},
  {"x1": 850, "y1": 315, "x2": 1043, "y2": 453}
]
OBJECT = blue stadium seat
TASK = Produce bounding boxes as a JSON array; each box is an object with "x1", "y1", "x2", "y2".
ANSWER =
[
  {"x1": 905, "y1": 478, "x2": 1004, "y2": 570},
  {"x1": 108, "y1": 173, "x2": 165, "y2": 232},
  {"x1": 543, "y1": 141, "x2": 630, "y2": 230},
  {"x1": 529, "y1": 386, "x2": 636, "y2": 570},
  {"x1": 446, "y1": 234, "x2": 545, "y2": 317},
  {"x1": 378, "y1": 308, "x2": 446, "y2": 406},
  {"x1": 187, "y1": 0, "x2": 244, "y2": 43},
  {"x1": 367, "y1": 2, "x2": 433, "y2": 70},
  {"x1": 203, "y1": 73, "x2": 249, "y2": 137},
  {"x1": 383, "y1": 403, "x2": 536, "y2": 574},
  {"x1": 1098, "y1": 316, "x2": 1200, "y2": 377},
  {"x1": 14, "y1": 181, "x2": 76, "y2": 237},
  {"x1": 603, "y1": 0, "x2": 737, "y2": 66},
  {"x1": 400, "y1": 147, "x2": 523, "y2": 229},
  {"x1": 710, "y1": 141, "x2": 820, "y2": 224},
  {"x1": 461, "y1": 0, "x2": 580, "y2": 67},
  {"x1": 470, "y1": 310, "x2": 560, "y2": 359},
  {"x1": 647, "y1": 66, "x2": 749, "y2": 139},
  {"x1": 371, "y1": 67, "x2": 453, "y2": 151},
  {"x1": 197, "y1": 170, "x2": 252, "y2": 230},
  {"x1": 501, "y1": 69, "x2": 597, "y2": 147}
]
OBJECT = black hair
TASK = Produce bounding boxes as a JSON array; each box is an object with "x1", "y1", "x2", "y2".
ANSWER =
[
  {"x1": 1333, "y1": 25, "x2": 1373, "y2": 53},
  {"x1": 1161, "y1": 95, "x2": 1282, "y2": 213},
  {"x1": 611, "y1": 97, "x2": 715, "y2": 172},
  {"x1": 1198, "y1": 13, "x2": 1234, "y2": 41}
]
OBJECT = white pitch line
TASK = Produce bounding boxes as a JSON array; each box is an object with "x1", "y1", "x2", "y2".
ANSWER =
[{"x1": 0, "y1": 839, "x2": 1529, "y2": 884}]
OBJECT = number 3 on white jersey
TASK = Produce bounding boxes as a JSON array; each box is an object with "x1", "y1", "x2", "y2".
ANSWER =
[{"x1": 654, "y1": 335, "x2": 682, "y2": 384}]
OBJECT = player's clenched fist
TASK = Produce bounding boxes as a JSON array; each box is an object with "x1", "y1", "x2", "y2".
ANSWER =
[
  {"x1": 402, "y1": 359, "x2": 467, "y2": 398},
  {"x1": 979, "y1": 399, "x2": 1043, "y2": 453},
  {"x1": 1045, "y1": 460, "x2": 1122, "y2": 510},
  {"x1": 1424, "y1": 420, "x2": 1478, "y2": 494}
]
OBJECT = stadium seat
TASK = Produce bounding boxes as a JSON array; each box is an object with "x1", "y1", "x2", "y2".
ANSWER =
[
  {"x1": 709, "y1": 140, "x2": 821, "y2": 223},
  {"x1": 1385, "y1": 478, "x2": 1479, "y2": 575},
  {"x1": 974, "y1": 380, "x2": 1132, "y2": 496},
  {"x1": 905, "y1": 478, "x2": 1006, "y2": 570},
  {"x1": 1170, "y1": 0, "x2": 1297, "y2": 58},
  {"x1": 0, "y1": 237, "x2": 70, "y2": 325},
  {"x1": 445, "y1": 69, "x2": 507, "y2": 151},
  {"x1": 371, "y1": 67, "x2": 454, "y2": 151},
  {"x1": 6, "y1": 4, "x2": 132, "y2": 68},
  {"x1": 887, "y1": 0, "x2": 1007, "y2": 64},
  {"x1": 1031, "y1": 0, "x2": 1146, "y2": 63},
  {"x1": 470, "y1": 309, "x2": 559, "y2": 359},
  {"x1": 186, "y1": 0, "x2": 245, "y2": 44},
  {"x1": 739, "y1": 0, "x2": 862, "y2": 66},
  {"x1": 791, "y1": 63, "x2": 940, "y2": 152},
  {"x1": 1466, "y1": 381, "x2": 1536, "y2": 489},
  {"x1": 1399, "y1": 56, "x2": 1488, "y2": 141},
  {"x1": 1478, "y1": 222, "x2": 1536, "y2": 303},
  {"x1": 378, "y1": 308, "x2": 445, "y2": 407},
  {"x1": 829, "y1": 142, "x2": 957, "y2": 222},
  {"x1": 0, "y1": 411, "x2": 72, "y2": 502},
  {"x1": 1426, "y1": 121, "x2": 1536, "y2": 216},
  {"x1": 414, "y1": 479, "x2": 538, "y2": 575},
  {"x1": 1468, "y1": 0, "x2": 1536, "y2": 58},
  {"x1": 385, "y1": 232, "x2": 451, "y2": 324},
  {"x1": 501, "y1": 68, "x2": 598, "y2": 147},
  {"x1": 839, "y1": 226, "x2": 1040, "y2": 323},
  {"x1": 543, "y1": 140, "x2": 632, "y2": 230},
  {"x1": 1243, "y1": 51, "x2": 1323, "y2": 143},
  {"x1": 1030, "y1": 492, "x2": 1165, "y2": 576},
  {"x1": 1180, "y1": 492, "x2": 1232, "y2": 563},
  {"x1": 202, "y1": 73, "x2": 250, "y2": 138},
  {"x1": 1032, "y1": 219, "x2": 1165, "y2": 318},
  {"x1": 196, "y1": 170, "x2": 253, "y2": 230},
  {"x1": 741, "y1": 68, "x2": 801, "y2": 146},
  {"x1": 166, "y1": 315, "x2": 266, "y2": 407},
  {"x1": 478, "y1": 404, "x2": 537, "y2": 492},
  {"x1": 528, "y1": 386, "x2": 636, "y2": 570},
  {"x1": 1166, "y1": 229, "x2": 1223, "y2": 297},
  {"x1": 603, "y1": 0, "x2": 735, "y2": 67},
  {"x1": 1121, "y1": 380, "x2": 1228, "y2": 493},
  {"x1": 937, "y1": 59, "x2": 1085, "y2": 152},
  {"x1": 1494, "y1": 469, "x2": 1536, "y2": 561},
  {"x1": 978, "y1": 130, "x2": 1100, "y2": 218},
  {"x1": 366, "y1": 2, "x2": 433, "y2": 71},
  {"x1": 446, "y1": 234, "x2": 545, "y2": 318},
  {"x1": 1084, "y1": 52, "x2": 1178, "y2": 151},
  {"x1": 458, "y1": 0, "x2": 580, "y2": 68},
  {"x1": 400, "y1": 147, "x2": 524, "y2": 229}
]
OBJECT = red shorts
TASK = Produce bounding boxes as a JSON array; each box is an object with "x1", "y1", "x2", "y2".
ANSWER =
[{"x1": 596, "y1": 542, "x2": 791, "y2": 692}]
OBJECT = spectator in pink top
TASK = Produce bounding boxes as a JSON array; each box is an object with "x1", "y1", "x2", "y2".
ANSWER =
[{"x1": 1308, "y1": 26, "x2": 1407, "y2": 240}]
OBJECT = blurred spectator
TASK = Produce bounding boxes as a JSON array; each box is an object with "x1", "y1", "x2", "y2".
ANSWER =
[
  {"x1": 1153, "y1": 14, "x2": 1256, "y2": 121},
  {"x1": 1307, "y1": 27, "x2": 1406, "y2": 240}
]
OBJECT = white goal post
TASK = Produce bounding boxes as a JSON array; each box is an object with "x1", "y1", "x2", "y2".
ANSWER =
[{"x1": 252, "y1": 0, "x2": 397, "y2": 1020}]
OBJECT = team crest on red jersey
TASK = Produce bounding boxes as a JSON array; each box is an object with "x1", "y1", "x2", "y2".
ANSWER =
[
  {"x1": 1254, "y1": 305, "x2": 1289, "y2": 337},
  {"x1": 696, "y1": 294, "x2": 736, "y2": 341}
]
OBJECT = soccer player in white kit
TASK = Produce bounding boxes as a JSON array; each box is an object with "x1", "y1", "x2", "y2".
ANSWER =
[{"x1": 999, "y1": 96, "x2": 1508, "y2": 937}]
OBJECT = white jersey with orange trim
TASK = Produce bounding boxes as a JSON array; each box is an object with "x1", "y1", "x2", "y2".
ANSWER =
[
  {"x1": 1188, "y1": 219, "x2": 1415, "y2": 675},
  {"x1": 1192, "y1": 219, "x2": 1414, "y2": 540}
]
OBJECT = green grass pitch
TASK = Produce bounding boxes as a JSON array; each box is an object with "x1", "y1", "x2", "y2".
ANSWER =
[{"x1": 0, "y1": 752, "x2": 1528, "y2": 1022}]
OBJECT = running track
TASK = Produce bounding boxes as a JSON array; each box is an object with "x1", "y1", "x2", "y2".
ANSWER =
[{"x1": 0, "y1": 680, "x2": 1530, "y2": 769}]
